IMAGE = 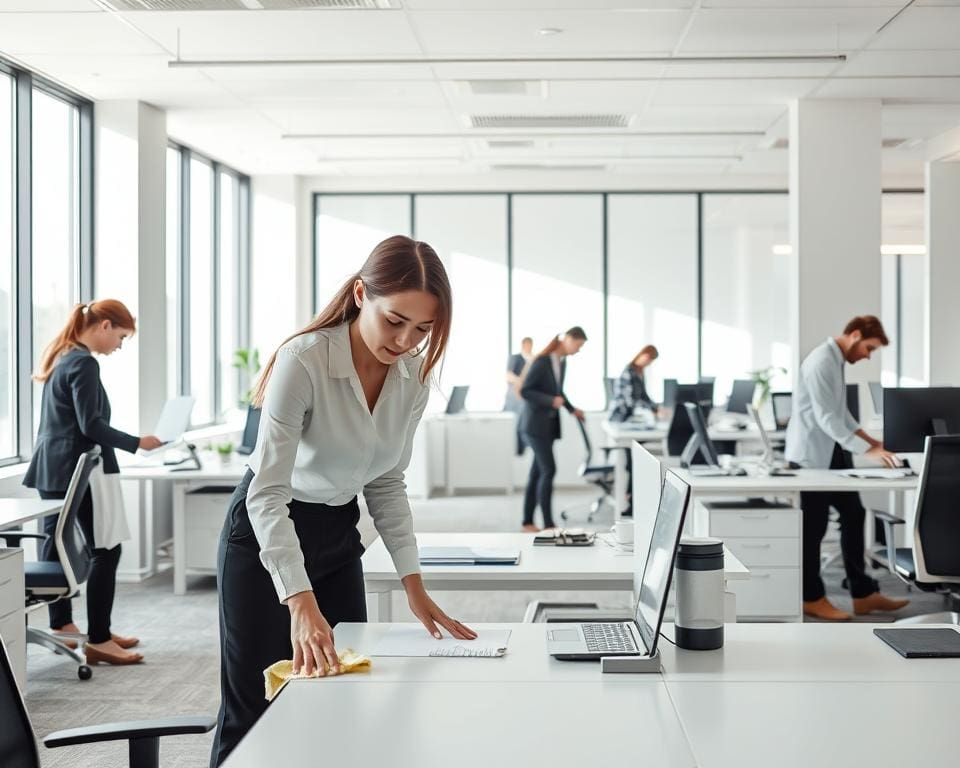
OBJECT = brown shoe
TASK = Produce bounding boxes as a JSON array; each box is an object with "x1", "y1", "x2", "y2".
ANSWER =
[
  {"x1": 84, "y1": 643, "x2": 144, "y2": 666},
  {"x1": 52, "y1": 632, "x2": 80, "y2": 650},
  {"x1": 522, "y1": 524, "x2": 541, "y2": 533},
  {"x1": 803, "y1": 596, "x2": 852, "y2": 621},
  {"x1": 852, "y1": 592, "x2": 910, "y2": 615},
  {"x1": 111, "y1": 634, "x2": 140, "y2": 649}
]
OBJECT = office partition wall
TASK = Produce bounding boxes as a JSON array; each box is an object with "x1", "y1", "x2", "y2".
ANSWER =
[
  {"x1": 414, "y1": 195, "x2": 508, "y2": 412},
  {"x1": 607, "y1": 194, "x2": 698, "y2": 403},
  {"x1": 0, "y1": 73, "x2": 12, "y2": 459}
]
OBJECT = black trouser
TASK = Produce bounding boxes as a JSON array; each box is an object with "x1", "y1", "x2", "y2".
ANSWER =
[
  {"x1": 210, "y1": 470, "x2": 367, "y2": 768},
  {"x1": 522, "y1": 433, "x2": 557, "y2": 528},
  {"x1": 39, "y1": 488, "x2": 121, "y2": 644},
  {"x1": 796, "y1": 444, "x2": 879, "y2": 602}
]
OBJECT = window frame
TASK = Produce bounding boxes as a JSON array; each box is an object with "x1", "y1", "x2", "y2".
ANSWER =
[{"x1": 0, "y1": 57, "x2": 92, "y2": 467}]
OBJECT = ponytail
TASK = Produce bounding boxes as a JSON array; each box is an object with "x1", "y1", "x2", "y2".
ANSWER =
[
  {"x1": 33, "y1": 299, "x2": 136, "y2": 382},
  {"x1": 537, "y1": 326, "x2": 587, "y2": 358}
]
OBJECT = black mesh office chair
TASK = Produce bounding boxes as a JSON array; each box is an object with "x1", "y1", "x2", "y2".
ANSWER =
[
  {"x1": 0, "y1": 448, "x2": 99, "y2": 680},
  {"x1": 0, "y1": 639, "x2": 214, "y2": 768},
  {"x1": 560, "y1": 418, "x2": 616, "y2": 523},
  {"x1": 873, "y1": 435, "x2": 960, "y2": 624}
]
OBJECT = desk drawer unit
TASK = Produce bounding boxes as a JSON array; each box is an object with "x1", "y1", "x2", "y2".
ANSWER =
[
  {"x1": 0, "y1": 548, "x2": 26, "y2": 688},
  {"x1": 185, "y1": 489, "x2": 233, "y2": 573},
  {"x1": 701, "y1": 502, "x2": 802, "y2": 622}
]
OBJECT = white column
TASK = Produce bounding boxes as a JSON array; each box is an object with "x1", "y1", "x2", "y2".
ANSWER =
[
  {"x1": 94, "y1": 101, "x2": 168, "y2": 580},
  {"x1": 789, "y1": 100, "x2": 882, "y2": 393},
  {"x1": 924, "y1": 160, "x2": 960, "y2": 386}
]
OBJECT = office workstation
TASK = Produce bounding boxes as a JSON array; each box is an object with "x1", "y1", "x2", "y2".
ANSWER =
[{"x1": 3, "y1": 3, "x2": 960, "y2": 767}]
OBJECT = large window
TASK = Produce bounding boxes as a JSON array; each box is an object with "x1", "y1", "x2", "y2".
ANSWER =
[
  {"x1": 167, "y1": 143, "x2": 250, "y2": 426},
  {"x1": 414, "y1": 195, "x2": 508, "y2": 412},
  {"x1": 0, "y1": 60, "x2": 91, "y2": 466},
  {"x1": 31, "y1": 88, "x2": 80, "y2": 432},
  {"x1": 608, "y1": 195, "x2": 698, "y2": 402},
  {"x1": 702, "y1": 194, "x2": 791, "y2": 402},
  {"x1": 0, "y1": 73, "x2": 13, "y2": 459}
]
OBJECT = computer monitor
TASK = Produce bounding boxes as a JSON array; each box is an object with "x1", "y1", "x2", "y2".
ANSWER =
[
  {"x1": 236, "y1": 405, "x2": 261, "y2": 456},
  {"x1": 662, "y1": 378, "x2": 678, "y2": 407},
  {"x1": 883, "y1": 387, "x2": 960, "y2": 453},
  {"x1": 635, "y1": 471, "x2": 691, "y2": 658},
  {"x1": 869, "y1": 381, "x2": 883, "y2": 416},
  {"x1": 726, "y1": 379, "x2": 756, "y2": 415},
  {"x1": 445, "y1": 385, "x2": 469, "y2": 415},
  {"x1": 846, "y1": 383, "x2": 860, "y2": 423},
  {"x1": 697, "y1": 378, "x2": 715, "y2": 406},
  {"x1": 771, "y1": 392, "x2": 792, "y2": 430},
  {"x1": 681, "y1": 402, "x2": 721, "y2": 468}
]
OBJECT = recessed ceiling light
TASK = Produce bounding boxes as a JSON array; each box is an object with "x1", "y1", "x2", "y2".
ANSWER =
[{"x1": 538, "y1": 27, "x2": 563, "y2": 36}]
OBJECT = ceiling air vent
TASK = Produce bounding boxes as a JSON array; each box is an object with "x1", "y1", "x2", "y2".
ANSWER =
[
  {"x1": 471, "y1": 114, "x2": 630, "y2": 130},
  {"x1": 769, "y1": 137, "x2": 909, "y2": 150},
  {"x1": 106, "y1": 0, "x2": 248, "y2": 9},
  {"x1": 256, "y1": 0, "x2": 398, "y2": 8},
  {"x1": 486, "y1": 140, "x2": 535, "y2": 150},
  {"x1": 467, "y1": 80, "x2": 530, "y2": 96}
]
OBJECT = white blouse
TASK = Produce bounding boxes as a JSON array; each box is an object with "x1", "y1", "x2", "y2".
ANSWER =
[{"x1": 246, "y1": 322, "x2": 429, "y2": 602}]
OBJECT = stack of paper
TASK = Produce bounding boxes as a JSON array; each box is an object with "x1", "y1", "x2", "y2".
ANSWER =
[{"x1": 418, "y1": 546, "x2": 520, "y2": 565}]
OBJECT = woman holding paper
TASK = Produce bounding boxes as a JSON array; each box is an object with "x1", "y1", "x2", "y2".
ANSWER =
[
  {"x1": 211, "y1": 236, "x2": 476, "y2": 767},
  {"x1": 23, "y1": 299, "x2": 163, "y2": 665}
]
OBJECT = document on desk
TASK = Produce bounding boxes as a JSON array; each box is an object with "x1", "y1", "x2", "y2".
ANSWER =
[
  {"x1": 370, "y1": 626, "x2": 511, "y2": 658},
  {"x1": 836, "y1": 468, "x2": 915, "y2": 479}
]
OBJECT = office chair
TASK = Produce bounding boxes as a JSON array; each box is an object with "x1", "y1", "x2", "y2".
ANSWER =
[
  {"x1": 0, "y1": 448, "x2": 99, "y2": 680},
  {"x1": 0, "y1": 640, "x2": 214, "y2": 768},
  {"x1": 872, "y1": 435, "x2": 960, "y2": 624},
  {"x1": 560, "y1": 418, "x2": 616, "y2": 524}
]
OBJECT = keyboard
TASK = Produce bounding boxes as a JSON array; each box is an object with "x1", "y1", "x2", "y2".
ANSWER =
[{"x1": 581, "y1": 622, "x2": 639, "y2": 654}]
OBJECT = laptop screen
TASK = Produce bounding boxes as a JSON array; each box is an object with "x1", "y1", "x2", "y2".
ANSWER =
[
  {"x1": 240, "y1": 406, "x2": 261, "y2": 451},
  {"x1": 635, "y1": 471, "x2": 690, "y2": 656}
]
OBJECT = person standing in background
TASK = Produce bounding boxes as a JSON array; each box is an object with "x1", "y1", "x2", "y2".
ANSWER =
[
  {"x1": 608, "y1": 344, "x2": 659, "y2": 423},
  {"x1": 504, "y1": 336, "x2": 534, "y2": 455},
  {"x1": 24, "y1": 299, "x2": 163, "y2": 665},
  {"x1": 519, "y1": 327, "x2": 587, "y2": 532}
]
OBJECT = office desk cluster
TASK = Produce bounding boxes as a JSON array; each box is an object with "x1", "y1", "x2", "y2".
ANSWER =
[{"x1": 223, "y1": 622, "x2": 958, "y2": 768}]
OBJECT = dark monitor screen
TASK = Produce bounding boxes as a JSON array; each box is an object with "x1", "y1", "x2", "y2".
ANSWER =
[
  {"x1": 662, "y1": 378, "x2": 678, "y2": 407},
  {"x1": 846, "y1": 383, "x2": 860, "y2": 423},
  {"x1": 697, "y1": 379, "x2": 715, "y2": 406},
  {"x1": 883, "y1": 387, "x2": 960, "y2": 453},
  {"x1": 635, "y1": 471, "x2": 690, "y2": 657},
  {"x1": 869, "y1": 382, "x2": 883, "y2": 416},
  {"x1": 682, "y1": 402, "x2": 721, "y2": 466},
  {"x1": 726, "y1": 379, "x2": 756, "y2": 415},
  {"x1": 237, "y1": 406, "x2": 261, "y2": 455},
  {"x1": 446, "y1": 385, "x2": 469, "y2": 415},
  {"x1": 771, "y1": 392, "x2": 792, "y2": 430}
]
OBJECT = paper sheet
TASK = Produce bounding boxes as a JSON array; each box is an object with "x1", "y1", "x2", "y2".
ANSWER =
[{"x1": 370, "y1": 626, "x2": 511, "y2": 658}]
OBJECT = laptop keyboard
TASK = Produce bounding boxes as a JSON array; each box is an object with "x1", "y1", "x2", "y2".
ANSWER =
[{"x1": 582, "y1": 622, "x2": 639, "y2": 654}]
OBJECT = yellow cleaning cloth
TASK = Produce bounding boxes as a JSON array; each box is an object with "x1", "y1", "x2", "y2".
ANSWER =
[{"x1": 264, "y1": 649, "x2": 372, "y2": 701}]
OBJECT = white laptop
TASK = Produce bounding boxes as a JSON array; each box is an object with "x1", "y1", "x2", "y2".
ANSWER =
[
  {"x1": 545, "y1": 471, "x2": 690, "y2": 661},
  {"x1": 747, "y1": 403, "x2": 794, "y2": 476}
]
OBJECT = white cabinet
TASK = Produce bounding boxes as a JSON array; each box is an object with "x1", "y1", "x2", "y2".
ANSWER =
[
  {"x1": 183, "y1": 488, "x2": 233, "y2": 575},
  {"x1": 699, "y1": 500, "x2": 802, "y2": 622},
  {"x1": 0, "y1": 548, "x2": 25, "y2": 688}
]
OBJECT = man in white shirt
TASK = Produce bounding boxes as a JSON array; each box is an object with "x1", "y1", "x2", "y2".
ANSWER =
[{"x1": 786, "y1": 315, "x2": 909, "y2": 621}]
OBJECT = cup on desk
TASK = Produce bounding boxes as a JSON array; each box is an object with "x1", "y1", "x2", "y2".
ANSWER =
[{"x1": 613, "y1": 519, "x2": 635, "y2": 546}]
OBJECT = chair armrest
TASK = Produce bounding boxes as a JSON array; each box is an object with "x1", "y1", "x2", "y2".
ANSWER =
[
  {"x1": 43, "y1": 715, "x2": 216, "y2": 748},
  {"x1": 0, "y1": 530, "x2": 49, "y2": 547},
  {"x1": 869, "y1": 509, "x2": 905, "y2": 576}
]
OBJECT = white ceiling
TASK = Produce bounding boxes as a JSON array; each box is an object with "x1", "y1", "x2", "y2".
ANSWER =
[{"x1": 0, "y1": 0, "x2": 957, "y2": 182}]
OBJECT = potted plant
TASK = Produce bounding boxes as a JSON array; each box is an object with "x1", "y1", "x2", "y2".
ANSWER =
[
  {"x1": 750, "y1": 366, "x2": 787, "y2": 410},
  {"x1": 215, "y1": 441, "x2": 234, "y2": 464},
  {"x1": 233, "y1": 348, "x2": 261, "y2": 407}
]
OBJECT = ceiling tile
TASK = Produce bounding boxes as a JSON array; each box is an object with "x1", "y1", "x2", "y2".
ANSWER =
[
  {"x1": 0, "y1": 12, "x2": 165, "y2": 55},
  {"x1": 868, "y1": 5, "x2": 960, "y2": 49}
]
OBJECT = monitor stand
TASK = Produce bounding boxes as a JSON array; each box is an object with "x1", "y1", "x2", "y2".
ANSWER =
[{"x1": 167, "y1": 443, "x2": 202, "y2": 472}]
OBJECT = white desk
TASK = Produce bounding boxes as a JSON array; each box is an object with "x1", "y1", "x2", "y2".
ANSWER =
[
  {"x1": 602, "y1": 420, "x2": 784, "y2": 517},
  {"x1": 0, "y1": 497, "x2": 62, "y2": 531},
  {"x1": 223, "y1": 623, "x2": 958, "y2": 768},
  {"x1": 121, "y1": 455, "x2": 248, "y2": 594},
  {"x1": 362, "y1": 531, "x2": 748, "y2": 622},
  {"x1": 672, "y1": 468, "x2": 918, "y2": 621}
]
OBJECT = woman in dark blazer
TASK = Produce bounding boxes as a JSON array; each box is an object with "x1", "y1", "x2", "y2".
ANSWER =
[
  {"x1": 23, "y1": 299, "x2": 162, "y2": 665},
  {"x1": 518, "y1": 326, "x2": 587, "y2": 531}
]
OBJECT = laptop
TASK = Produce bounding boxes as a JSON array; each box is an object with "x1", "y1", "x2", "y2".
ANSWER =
[
  {"x1": 418, "y1": 547, "x2": 520, "y2": 566},
  {"x1": 546, "y1": 471, "x2": 690, "y2": 660},
  {"x1": 746, "y1": 404, "x2": 794, "y2": 476},
  {"x1": 445, "y1": 385, "x2": 469, "y2": 415},
  {"x1": 874, "y1": 628, "x2": 960, "y2": 658},
  {"x1": 235, "y1": 405, "x2": 261, "y2": 456}
]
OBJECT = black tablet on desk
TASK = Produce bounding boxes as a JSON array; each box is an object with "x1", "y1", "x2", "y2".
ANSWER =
[{"x1": 874, "y1": 628, "x2": 960, "y2": 658}]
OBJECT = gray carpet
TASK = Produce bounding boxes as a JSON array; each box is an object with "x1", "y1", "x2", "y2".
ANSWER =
[{"x1": 23, "y1": 488, "x2": 941, "y2": 767}]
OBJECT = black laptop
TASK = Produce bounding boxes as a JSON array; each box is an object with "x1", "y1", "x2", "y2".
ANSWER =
[{"x1": 874, "y1": 627, "x2": 960, "y2": 658}]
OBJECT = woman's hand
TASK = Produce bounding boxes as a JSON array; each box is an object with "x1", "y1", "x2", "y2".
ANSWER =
[
  {"x1": 573, "y1": 408, "x2": 585, "y2": 421},
  {"x1": 138, "y1": 435, "x2": 164, "y2": 451},
  {"x1": 402, "y1": 574, "x2": 477, "y2": 641},
  {"x1": 552, "y1": 395, "x2": 565, "y2": 409},
  {"x1": 287, "y1": 591, "x2": 339, "y2": 676}
]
